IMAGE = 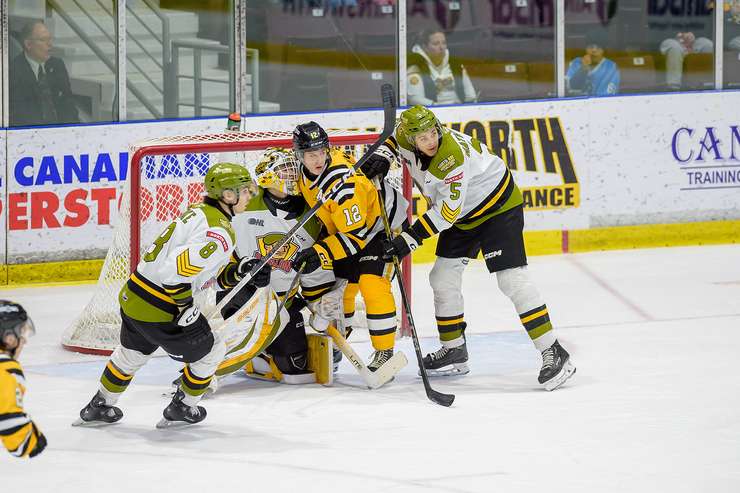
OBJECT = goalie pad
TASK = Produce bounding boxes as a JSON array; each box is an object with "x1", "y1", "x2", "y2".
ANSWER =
[
  {"x1": 308, "y1": 279, "x2": 347, "y2": 332},
  {"x1": 307, "y1": 333, "x2": 334, "y2": 386},
  {"x1": 213, "y1": 285, "x2": 289, "y2": 377},
  {"x1": 244, "y1": 354, "x2": 315, "y2": 384}
]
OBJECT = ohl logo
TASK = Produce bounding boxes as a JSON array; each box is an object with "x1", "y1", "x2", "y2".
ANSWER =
[{"x1": 254, "y1": 233, "x2": 300, "y2": 272}]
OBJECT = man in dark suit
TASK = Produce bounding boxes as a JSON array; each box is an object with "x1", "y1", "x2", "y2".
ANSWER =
[{"x1": 10, "y1": 20, "x2": 79, "y2": 126}]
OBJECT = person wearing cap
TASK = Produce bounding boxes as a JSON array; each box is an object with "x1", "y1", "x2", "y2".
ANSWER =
[{"x1": 565, "y1": 29, "x2": 620, "y2": 97}]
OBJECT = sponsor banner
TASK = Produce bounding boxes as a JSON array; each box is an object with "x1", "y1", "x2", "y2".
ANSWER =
[
  {"x1": 586, "y1": 92, "x2": 740, "y2": 226},
  {"x1": 0, "y1": 131, "x2": 6, "y2": 265}
]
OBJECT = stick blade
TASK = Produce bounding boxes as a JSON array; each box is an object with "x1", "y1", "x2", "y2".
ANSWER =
[{"x1": 428, "y1": 389, "x2": 455, "y2": 407}]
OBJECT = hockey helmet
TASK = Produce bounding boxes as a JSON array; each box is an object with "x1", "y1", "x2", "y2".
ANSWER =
[
  {"x1": 204, "y1": 162, "x2": 254, "y2": 202},
  {"x1": 0, "y1": 300, "x2": 35, "y2": 351},
  {"x1": 254, "y1": 148, "x2": 301, "y2": 196},
  {"x1": 398, "y1": 105, "x2": 444, "y2": 149},
  {"x1": 292, "y1": 121, "x2": 330, "y2": 165}
]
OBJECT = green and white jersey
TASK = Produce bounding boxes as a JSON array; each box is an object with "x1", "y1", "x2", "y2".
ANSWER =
[
  {"x1": 392, "y1": 127, "x2": 522, "y2": 238},
  {"x1": 231, "y1": 190, "x2": 335, "y2": 302},
  {"x1": 120, "y1": 203, "x2": 236, "y2": 323}
]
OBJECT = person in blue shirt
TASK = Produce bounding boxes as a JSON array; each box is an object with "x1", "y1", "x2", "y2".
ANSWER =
[{"x1": 566, "y1": 30, "x2": 620, "y2": 96}]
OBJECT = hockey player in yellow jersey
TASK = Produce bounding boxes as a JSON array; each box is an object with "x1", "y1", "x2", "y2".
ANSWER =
[
  {"x1": 0, "y1": 300, "x2": 47, "y2": 458},
  {"x1": 291, "y1": 122, "x2": 408, "y2": 372}
]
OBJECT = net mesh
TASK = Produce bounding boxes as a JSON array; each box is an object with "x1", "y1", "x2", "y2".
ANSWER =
[{"x1": 62, "y1": 129, "x2": 409, "y2": 354}]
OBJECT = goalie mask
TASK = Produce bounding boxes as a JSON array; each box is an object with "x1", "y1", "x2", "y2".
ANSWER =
[
  {"x1": 0, "y1": 300, "x2": 35, "y2": 357},
  {"x1": 254, "y1": 148, "x2": 301, "y2": 196}
]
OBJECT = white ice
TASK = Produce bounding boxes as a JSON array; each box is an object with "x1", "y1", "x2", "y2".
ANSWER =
[{"x1": 1, "y1": 245, "x2": 739, "y2": 493}]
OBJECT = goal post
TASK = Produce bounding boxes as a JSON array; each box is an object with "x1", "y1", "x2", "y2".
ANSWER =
[{"x1": 63, "y1": 129, "x2": 412, "y2": 355}]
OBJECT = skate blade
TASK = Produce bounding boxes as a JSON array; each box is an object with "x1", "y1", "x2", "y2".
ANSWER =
[
  {"x1": 71, "y1": 417, "x2": 119, "y2": 427},
  {"x1": 420, "y1": 362, "x2": 470, "y2": 378},
  {"x1": 543, "y1": 360, "x2": 576, "y2": 391},
  {"x1": 155, "y1": 418, "x2": 200, "y2": 429}
]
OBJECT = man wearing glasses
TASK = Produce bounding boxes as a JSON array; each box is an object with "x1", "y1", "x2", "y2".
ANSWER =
[{"x1": 10, "y1": 20, "x2": 79, "y2": 126}]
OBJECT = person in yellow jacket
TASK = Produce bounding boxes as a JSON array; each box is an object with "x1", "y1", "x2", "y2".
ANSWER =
[
  {"x1": 0, "y1": 300, "x2": 46, "y2": 458},
  {"x1": 291, "y1": 122, "x2": 408, "y2": 371}
]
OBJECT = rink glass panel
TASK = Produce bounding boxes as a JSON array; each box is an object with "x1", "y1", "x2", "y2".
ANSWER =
[
  {"x1": 244, "y1": 0, "x2": 398, "y2": 113},
  {"x1": 563, "y1": 0, "x2": 717, "y2": 95},
  {"x1": 7, "y1": 0, "x2": 119, "y2": 126}
]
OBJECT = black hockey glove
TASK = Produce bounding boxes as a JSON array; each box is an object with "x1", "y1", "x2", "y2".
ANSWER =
[
  {"x1": 293, "y1": 247, "x2": 322, "y2": 274},
  {"x1": 28, "y1": 424, "x2": 47, "y2": 458},
  {"x1": 176, "y1": 305, "x2": 212, "y2": 346},
  {"x1": 382, "y1": 229, "x2": 422, "y2": 262},
  {"x1": 360, "y1": 144, "x2": 394, "y2": 180},
  {"x1": 241, "y1": 258, "x2": 271, "y2": 288}
]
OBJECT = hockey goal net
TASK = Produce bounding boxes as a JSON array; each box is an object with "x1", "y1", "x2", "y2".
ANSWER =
[{"x1": 62, "y1": 129, "x2": 412, "y2": 355}]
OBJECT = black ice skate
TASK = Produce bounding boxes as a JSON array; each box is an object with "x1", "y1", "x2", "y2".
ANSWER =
[
  {"x1": 538, "y1": 340, "x2": 576, "y2": 391},
  {"x1": 156, "y1": 389, "x2": 207, "y2": 429},
  {"x1": 422, "y1": 342, "x2": 470, "y2": 377},
  {"x1": 72, "y1": 391, "x2": 123, "y2": 427},
  {"x1": 368, "y1": 349, "x2": 394, "y2": 372}
]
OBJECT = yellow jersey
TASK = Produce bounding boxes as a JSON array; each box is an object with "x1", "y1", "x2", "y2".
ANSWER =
[
  {"x1": 298, "y1": 148, "x2": 383, "y2": 263},
  {"x1": 0, "y1": 353, "x2": 46, "y2": 458}
]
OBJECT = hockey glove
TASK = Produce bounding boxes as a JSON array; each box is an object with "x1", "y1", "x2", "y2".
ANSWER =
[
  {"x1": 293, "y1": 247, "x2": 322, "y2": 274},
  {"x1": 382, "y1": 229, "x2": 422, "y2": 262},
  {"x1": 28, "y1": 424, "x2": 47, "y2": 458},
  {"x1": 176, "y1": 305, "x2": 212, "y2": 346},
  {"x1": 240, "y1": 258, "x2": 271, "y2": 288},
  {"x1": 360, "y1": 144, "x2": 394, "y2": 180}
]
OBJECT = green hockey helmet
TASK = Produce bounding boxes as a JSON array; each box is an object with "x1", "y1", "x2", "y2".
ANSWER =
[
  {"x1": 398, "y1": 105, "x2": 444, "y2": 149},
  {"x1": 204, "y1": 162, "x2": 254, "y2": 201}
]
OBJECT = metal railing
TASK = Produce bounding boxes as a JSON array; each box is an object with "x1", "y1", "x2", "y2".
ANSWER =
[{"x1": 169, "y1": 39, "x2": 259, "y2": 117}]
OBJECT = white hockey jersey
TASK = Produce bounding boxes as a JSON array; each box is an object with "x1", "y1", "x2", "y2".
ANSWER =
[
  {"x1": 390, "y1": 127, "x2": 522, "y2": 240},
  {"x1": 120, "y1": 202, "x2": 236, "y2": 323},
  {"x1": 230, "y1": 190, "x2": 335, "y2": 303}
]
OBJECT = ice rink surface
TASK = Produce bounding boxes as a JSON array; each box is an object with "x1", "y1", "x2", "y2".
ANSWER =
[{"x1": 1, "y1": 244, "x2": 739, "y2": 492}]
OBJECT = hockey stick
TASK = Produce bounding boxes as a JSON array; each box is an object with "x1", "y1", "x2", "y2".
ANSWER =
[
  {"x1": 214, "y1": 84, "x2": 396, "y2": 316},
  {"x1": 326, "y1": 324, "x2": 408, "y2": 390},
  {"x1": 373, "y1": 178, "x2": 455, "y2": 407}
]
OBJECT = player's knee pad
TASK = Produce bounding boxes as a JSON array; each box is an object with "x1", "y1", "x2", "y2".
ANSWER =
[
  {"x1": 109, "y1": 345, "x2": 151, "y2": 375},
  {"x1": 430, "y1": 257, "x2": 466, "y2": 313},
  {"x1": 342, "y1": 280, "x2": 359, "y2": 315},
  {"x1": 267, "y1": 306, "x2": 308, "y2": 358},
  {"x1": 358, "y1": 274, "x2": 395, "y2": 313},
  {"x1": 496, "y1": 266, "x2": 543, "y2": 312},
  {"x1": 187, "y1": 330, "x2": 227, "y2": 379}
]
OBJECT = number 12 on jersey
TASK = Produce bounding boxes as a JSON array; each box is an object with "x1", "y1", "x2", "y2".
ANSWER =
[{"x1": 342, "y1": 204, "x2": 362, "y2": 226}]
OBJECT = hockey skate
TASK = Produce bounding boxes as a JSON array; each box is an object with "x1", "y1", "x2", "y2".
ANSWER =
[
  {"x1": 367, "y1": 349, "x2": 394, "y2": 373},
  {"x1": 72, "y1": 391, "x2": 123, "y2": 427},
  {"x1": 156, "y1": 389, "x2": 207, "y2": 429},
  {"x1": 538, "y1": 340, "x2": 576, "y2": 391},
  {"x1": 422, "y1": 341, "x2": 470, "y2": 377},
  {"x1": 164, "y1": 371, "x2": 218, "y2": 398}
]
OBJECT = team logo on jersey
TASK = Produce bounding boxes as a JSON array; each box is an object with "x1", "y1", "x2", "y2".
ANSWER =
[
  {"x1": 248, "y1": 218, "x2": 264, "y2": 227},
  {"x1": 254, "y1": 233, "x2": 300, "y2": 272}
]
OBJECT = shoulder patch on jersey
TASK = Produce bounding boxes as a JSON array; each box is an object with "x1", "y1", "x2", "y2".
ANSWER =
[
  {"x1": 444, "y1": 172, "x2": 464, "y2": 184},
  {"x1": 206, "y1": 230, "x2": 229, "y2": 252},
  {"x1": 429, "y1": 133, "x2": 465, "y2": 180}
]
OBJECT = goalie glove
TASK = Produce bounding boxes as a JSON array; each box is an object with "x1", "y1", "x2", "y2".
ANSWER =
[
  {"x1": 308, "y1": 279, "x2": 347, "y2": 332},
  {"x1": 382, "y1": 229, "x2": 422, "y2": 262},
  {"x1": 360, "y1": 143, "x2": 395, "y2": 180},
  {"x1": 176, "y1": 305, "x2": 212, "y2": 346}
]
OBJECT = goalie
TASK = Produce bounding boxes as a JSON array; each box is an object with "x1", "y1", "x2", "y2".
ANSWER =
[{"x1": 209, "y1": 148, "x2": 341, "y2": 387}]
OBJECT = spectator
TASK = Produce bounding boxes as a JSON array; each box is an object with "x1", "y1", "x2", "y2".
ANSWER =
[
  {"x1": 407, "y1": 29, "x2": 476, "y2": 106},
  {"x1": 10, "y1": 20, "x2": 79, "y2": 127},
  {"x1": 565, "y1": 29, "x2": 620, "y2": 96},
  {"x1": 658, "y1": 1, "x2": 714, "y2": 90}
]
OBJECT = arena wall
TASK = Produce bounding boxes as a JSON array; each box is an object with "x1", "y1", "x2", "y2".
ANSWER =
[{"x1": 0, "y1": 91, "x2": 738, "y2": 284}]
